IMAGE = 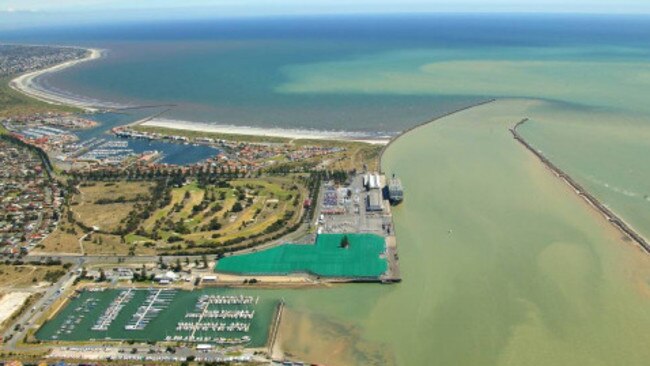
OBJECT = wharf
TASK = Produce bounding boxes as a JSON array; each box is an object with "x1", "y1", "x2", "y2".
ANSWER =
[{"x1": 381, "y1": 235, "x2": 401, "y2": 283}]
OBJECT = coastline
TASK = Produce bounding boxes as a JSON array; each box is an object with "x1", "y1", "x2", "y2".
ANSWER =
[
  {"x1": 9, "y1": 47, "x2": 106, "y2": 112},
  {"x1": 7, "y1": 45, "x2": 391, "y2": 145},
  {"x1": 142, "y1": 118, "x2": 393, "y2": 144}
]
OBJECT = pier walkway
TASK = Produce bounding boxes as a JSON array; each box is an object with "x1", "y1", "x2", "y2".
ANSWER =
[
  {"x1": 129, "y1": 289, "x2": 163, "y2": 330},
  {"x1": 92, "y1": 288, "x2": 133, "y2": 331}
]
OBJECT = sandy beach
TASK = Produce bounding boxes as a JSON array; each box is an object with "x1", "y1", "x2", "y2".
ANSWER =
[
  {"x1": 142, "y1": 118, "x2": 392, "y2": 144},
  {"x1": 9, "y1": 47, "x2": 107, "y2": 111}
]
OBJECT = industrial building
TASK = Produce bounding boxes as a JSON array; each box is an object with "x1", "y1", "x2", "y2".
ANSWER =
[
  {"x1": 362, "y1": 172, "x2": 385, "y2": 211},
  {"x1": 366, "y1": 189, "x2": 383, "y2": 212},
  {"x1": 363, "y1": 173, "x2": 382, "y2": 190}
]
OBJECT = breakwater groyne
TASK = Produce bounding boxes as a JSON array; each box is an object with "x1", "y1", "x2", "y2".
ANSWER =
[
  {"x1": 112, "y1": 104, "x2": 178, "y2": 111},
  {"x1": 267, "y1": 299, "x2": 285, "y2": 355},
  {"x1": 378, "y1": 99, "x2": 496, "y2": 172},
  {"x1": 510, "y1": 119, "x2": 650, "y2": 254},
  {"x1": 125, "y1": 107, "x2": 174, "y2": 127}
]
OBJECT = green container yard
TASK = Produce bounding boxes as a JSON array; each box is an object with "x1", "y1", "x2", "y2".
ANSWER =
[{"x1": 216, "y1": 233, "x2": 388, "y2": 278}]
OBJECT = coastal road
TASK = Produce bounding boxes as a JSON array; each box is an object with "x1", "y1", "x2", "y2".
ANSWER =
[{"x1": 2, "y1": 259, "x2": 83, "y2": 352}]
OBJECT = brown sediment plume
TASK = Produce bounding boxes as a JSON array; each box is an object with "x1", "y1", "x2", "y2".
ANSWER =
[{"x1": 276, "y1": 308, "x2": 396, "y2": 366}]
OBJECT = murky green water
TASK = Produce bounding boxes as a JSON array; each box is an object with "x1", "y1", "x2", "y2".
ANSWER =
[
  {"x1": 266, "y1": 99, "x2": 650, "y2": 366},
  {"x1": 38, "y1": 99, "x2": 650, "y2": 365},
  {"x1": 278, "y1": 46, "x2": 650, "y2": 241},
  {"x1": 518, "y1": 104, "x2": 650, "y2": 241}
]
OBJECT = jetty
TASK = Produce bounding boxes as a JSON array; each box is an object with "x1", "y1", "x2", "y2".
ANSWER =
[
  {"x1": 92, "y1": 288, "x2": 134, "y2": 331},
  {"x1": 174, "y1": 294, "x2": 258, "y2": 343},
  {"x1": 510, "y1": 118, "x2": 650, "y2": 254},
  {"x1": 125, "y1": 288, "x2": 176, "y2": 331},
  {"x1": 267, "y1": 300, "x2": 285, "y2": 356},
  {"x1": 196, "y1": 294, "x2": 257, "y2": 305}
]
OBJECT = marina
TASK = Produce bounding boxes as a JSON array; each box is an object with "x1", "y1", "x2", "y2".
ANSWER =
[
  {"x1": 196, "y1": 295, "x2": 257, "y2": 305},
  {"x1": 91, "y1": 288, "x2": 134, "y2": 331},
  {"x1": 36, "y1": 288, "x2": 278, "y2": 348},
  {"x1": 173, "y1": 295, "x2": 259, "y2": 344},
  {"x1": 124, "y1": 288, "x2": 177, "y2": 331},
  {"x1": 50, "y1": 297, "x2": 100, "y2": 340}
]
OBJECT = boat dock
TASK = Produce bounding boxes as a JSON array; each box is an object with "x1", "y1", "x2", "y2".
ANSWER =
[
  {"x1": 196, "y1": 294, "x2": 257, "y2": 305},
  {"x1": 91, "y1": 288, "x2": 134, "y2": 331},
  {"x1": 173, "y1": 294, "x2": 258, "y2": 344},
  {"x1": 49, "y1": 297, "x2": 100, "y2": 340},
  {"x1": 125, "y1": 288, "x2": 176, "y2": 331}
]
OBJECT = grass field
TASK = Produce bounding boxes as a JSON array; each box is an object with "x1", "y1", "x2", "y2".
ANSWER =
[
  {"x1": 0, "y1": 265, "x2": 66, "y2": 289},
  {"x1": 70, "y1": 181, "x2": 153, "y2": 232},
  {"x1": 143, "y1": 177, "x2": 305, "y2": 253},
  {"x1": 216, "y1": 233, "x2": 388, "y2": 278},
  {"x1": 39, "y1": 226, "x2": 83, "y2": 254},
  {"x1": 40, "y1": 181, "x2": 157, "y2": 256},
  {"x1": 39, "y1": 177, "x2": 305, "y2": 256},
  {"x1": 0, "y1": 77, "x2": 78, "y2": 118},
  {"x1": 41, "y1": 221, "x2": 157, "y2": 256}
]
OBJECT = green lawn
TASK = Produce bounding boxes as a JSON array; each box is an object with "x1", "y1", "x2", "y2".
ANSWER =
[{"x1": 0, "y1": 77, "x2": 78, "y2": 118}]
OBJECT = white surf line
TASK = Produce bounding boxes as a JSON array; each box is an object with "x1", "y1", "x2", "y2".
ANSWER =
[{"x1": 142, "y1": 118, "x2": 393, "y2": 145}]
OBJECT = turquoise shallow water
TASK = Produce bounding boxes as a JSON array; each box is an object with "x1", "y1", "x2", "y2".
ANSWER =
[{"x1": 42, "y1": 40, "x2": 479, "y2": 134}]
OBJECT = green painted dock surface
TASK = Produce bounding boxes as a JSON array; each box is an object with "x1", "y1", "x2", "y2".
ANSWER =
[{"x1": 216, "y1": 233, "x2": 388, "y2": 277}]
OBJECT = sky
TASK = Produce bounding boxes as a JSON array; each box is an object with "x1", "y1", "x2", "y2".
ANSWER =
[{"x1": 1, "y1": 0, "x2": 649, "y2": 31}]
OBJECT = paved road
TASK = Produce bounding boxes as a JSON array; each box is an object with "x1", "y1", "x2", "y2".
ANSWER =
[{"x1": 2, "y1": 258, "x2": 84, "y2": 352}]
